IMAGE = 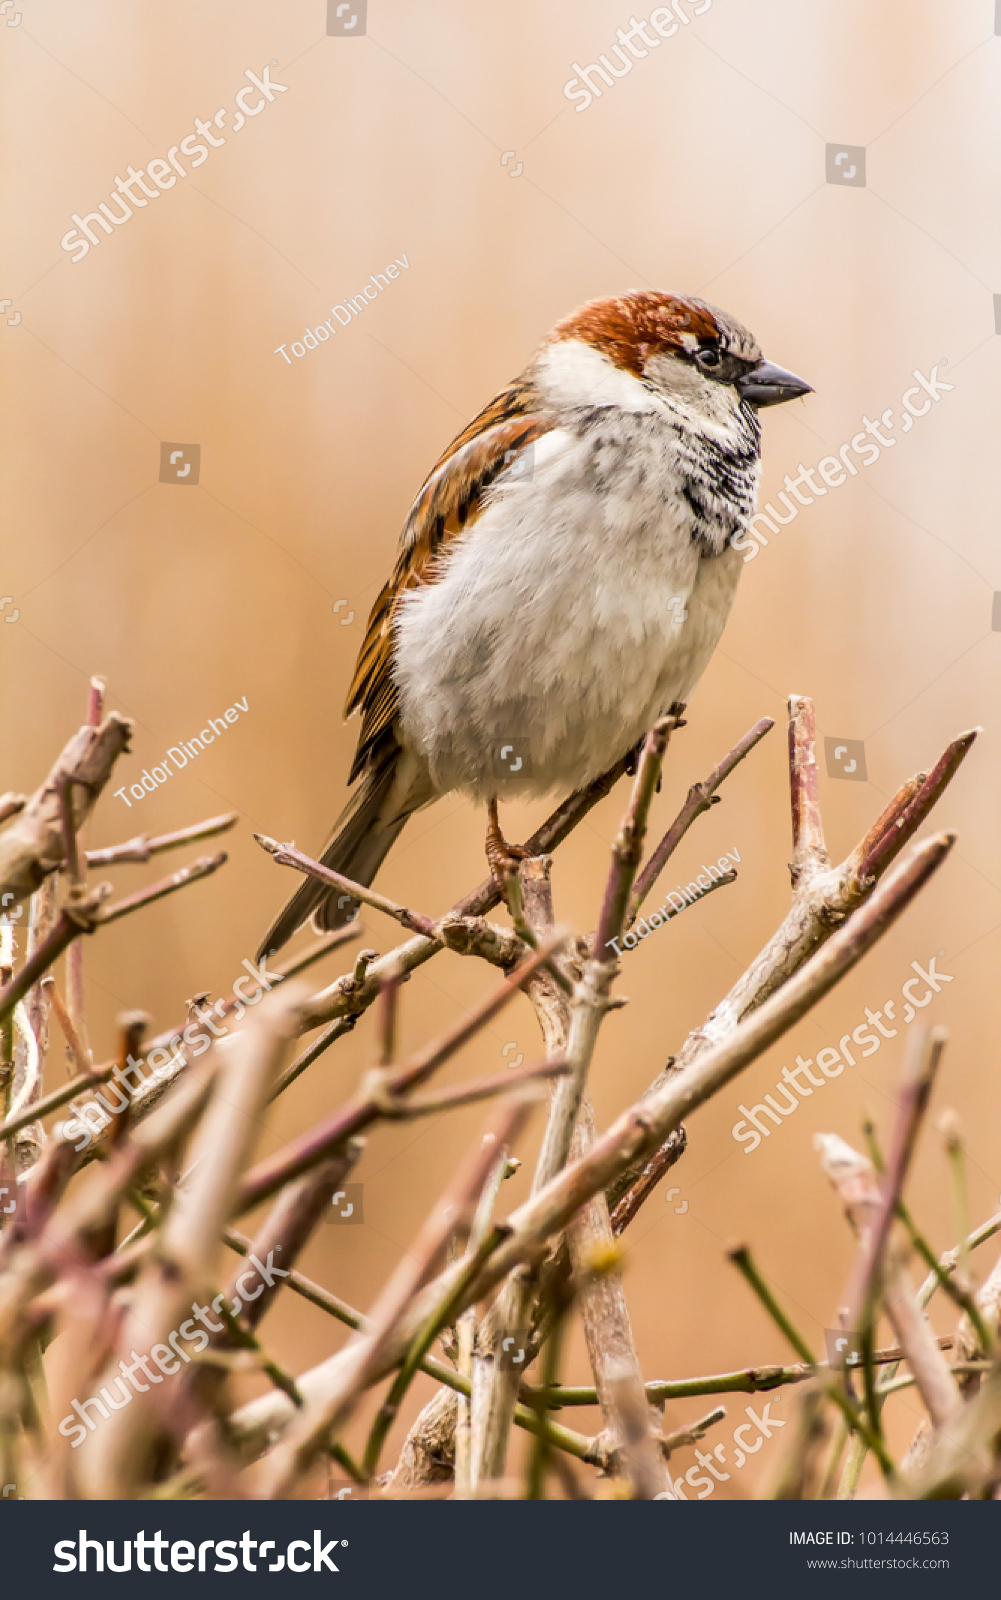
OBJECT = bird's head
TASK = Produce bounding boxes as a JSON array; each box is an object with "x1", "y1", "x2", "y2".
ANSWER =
[{"x1": 544, "y1": 290, "x2": 812, "y2": 422}]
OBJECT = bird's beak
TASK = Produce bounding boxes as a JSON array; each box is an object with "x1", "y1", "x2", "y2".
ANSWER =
[{"x1": 736, "y1": 359, "x2": 813, "y2": 408}]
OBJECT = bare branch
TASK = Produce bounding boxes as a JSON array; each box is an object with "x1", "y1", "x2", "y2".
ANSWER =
[
  {"x1": 595, "y1": 715, "x2": 677, "y2": 956},
  {"x1": 74, "y1": 984, "x2": 308, "y2": 1496},
  {"x1": 609, "y1": 713, "x2": 974, "y2": 1225},
  {"x1": 55, "y1": 772, "x2": 82, "y2": 888},
  {"x1": 856, "y1": 728, "x2": 979, "y2": 885},
  {"x1": 96, "y1": 851, "x2": 227, "y2": 925},
  {"x1": 23, "y1": 874, "x2": 58, "y2": 1103},
  {"x1": 0, "y1": 890, "x2": 110, "y2": 1026},
  {"x1": 842, "y1": 1027, "x2": 947, "y2": 1332},
  {"x1": 42, "y1": 978, "x2": 90, "y2": 1076},
  {"x1": 0, "y1": 1059, "x2": 116, "y2": 1143},
  {"x1": 376, "y1": 1055, "x2": 569, "y2": 1120},
  {"x1": 258, "y1": 1098, "x2": 538, "y2": 1498},
  {"x1": 787, "y1": 694, "x2": 827, "y2": 883},
  {"x1": 660, "y1": 1403, "x2": 728, "y2": 1455},
  {"x1": 0, "y1": 713, "x2": 132, "y2": 908},
  {"x1": 528, "y1": 1340, "x2": 955, "y2": 1407},
  {"x1": 469, "y1": 833, "x2": 953, "y2": 1310},
  {"x1": 255, "y1": 833, "x2": 437, "y2": 938},
  {"x1": 884, "y1": 1263, "x2": 961, "y2": 1430},
  {"x1": 85, "y1": 812, "x2": 238, "y2": 866},
  {"x1": 237, "y1": 938, "x2": 565, "y2": 1213},
  {"x1": 268, "y1": 1016, "x2": 358, "y2": 1102}
]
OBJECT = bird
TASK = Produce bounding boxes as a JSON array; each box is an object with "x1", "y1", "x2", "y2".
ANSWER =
[{"x1": 258, "y1": 290, "x2": 811, "y2": 956}]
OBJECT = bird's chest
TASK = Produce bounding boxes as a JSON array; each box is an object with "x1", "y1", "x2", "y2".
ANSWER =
[{"x1": 567, "y1": 405, "x2": 759, "y2": 560}]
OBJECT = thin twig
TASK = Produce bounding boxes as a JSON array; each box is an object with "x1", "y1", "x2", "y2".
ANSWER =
[
  {"x1": 917, "y1": 1211, "x2": 1001, "y2": 1311},
  {"x1": 0, "y1": 892, "x2": 110, "y2": 1026},
  {"x1": 844, "y1": 1028, "x2": 947, "y2": 1335},
  {"x1": 96, "y1": 851, "x2": 227, "y2": 924},
  {"x1": 856, "y1": 729, "x2": 979, "y2": 885},
  {"x1": 787, "y1": 695, "x2": 828, "y2": 884},
  {"x1": 55, "y1": 773, "x2": 82, "y2": 887},
  {"x1": 628, "y1": 715, "x2": 773, "y2": 920},
  {"x1": 369, "y1": 1055, "x2": 569, "y2": 1120},
  {"x1": 42, "y1": 978, "x2": 91, "y2": 1077},
  {"x1": 0, "y1": 710, "x2": 131, "y2": 908},
  {"x1": 268, "y1": 1017, "x2": 358, "y2": 1101},
  {"x1": 212, "y1": 1302, "x2": 303, "y2": 1411},
  {"x1": 0, "y1": 1060, "x2": 116, "y2": 1143},
  {"x1": 883, "y1": 1260, "x2": 961, "y2": 1430},
  {"x1": 660, "y1": 1404, "x2": 728, "y2": 1455},
  {"x1": 525, "y1": 1264, "x2": 576, "y2": 1499},
  {"x1": 596, "y1": 716, "x2": 677, "y2": 957},
  {"x1": 85, "y1": 812, "x2": 238, "y2": 866},
  {"x1": 893, "y1": 1198, "x2": 992, "y2": 1352},
  {"x1": 941, "y1": 1112, "x2": 972, "y2": 1297},
  {"x1": 527, "y1": 1341, "x2": 954, "y2": 1407},
  {"x1": 457, "y1": 1147, "x2": 512, "y2": 1493},
  {"x1": 377, "y1": 962, "x2": 401, "y2": 1068},
  {"x1": 255, "y1": 834, "x2": 437, "y2": 938},
  {"x1": 727, "y1": 1244, "x2": 816, "y2": 1365}
]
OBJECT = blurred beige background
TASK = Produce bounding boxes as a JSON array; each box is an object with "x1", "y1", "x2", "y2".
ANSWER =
[{"x1": 3, "y1": 0, "x2": 1000, "y2": 1496}]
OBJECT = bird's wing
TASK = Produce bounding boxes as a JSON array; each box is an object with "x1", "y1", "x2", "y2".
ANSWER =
[{"x1": 344, "y1": 376, "x2": 556, "y2": 781}]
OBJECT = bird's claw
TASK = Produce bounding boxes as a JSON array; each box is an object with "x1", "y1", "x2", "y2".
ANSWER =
[{"x1": 486, "y1": 798, "x2": 532, "y2": 892}]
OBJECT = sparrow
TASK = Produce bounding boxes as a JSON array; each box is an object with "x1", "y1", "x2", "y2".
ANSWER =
[{"x1": 259, "y1": 290, "x2": 810, "y2": 955}]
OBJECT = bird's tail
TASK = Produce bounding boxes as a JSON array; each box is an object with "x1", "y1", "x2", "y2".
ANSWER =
[{"x1": 256, "y1": 743, "x2": 426, "y2": 960}]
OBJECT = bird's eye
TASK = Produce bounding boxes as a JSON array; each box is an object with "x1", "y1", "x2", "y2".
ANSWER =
[{"x1": 697, "y1": 347, "x2": 721, "y2": 368}]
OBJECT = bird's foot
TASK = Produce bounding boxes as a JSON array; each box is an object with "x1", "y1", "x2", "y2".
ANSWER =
[
  {"x1": 623, "y1": 704, "x2": 687, "y2": 782},
  {"x1": 486, "y1": 797, "x2": 532, "y2": 893}
]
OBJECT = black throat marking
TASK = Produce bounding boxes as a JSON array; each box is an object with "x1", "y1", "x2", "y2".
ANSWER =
[
  {"x1": 571, "y1": 402, "x2": 761, "y2": 560},
  {"x1": 673, "y1": 404, "x2": 761, "y2": 557}
]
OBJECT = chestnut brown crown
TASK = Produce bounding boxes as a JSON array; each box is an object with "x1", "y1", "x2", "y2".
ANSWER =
[{"x1": 550, "y1": 290, "x2": 812, "y2": 407}]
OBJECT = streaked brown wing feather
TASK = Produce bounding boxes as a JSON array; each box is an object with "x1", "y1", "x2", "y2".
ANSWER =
[{"x1": 344, "y1": 376, "x2": 556, "y2": 781}]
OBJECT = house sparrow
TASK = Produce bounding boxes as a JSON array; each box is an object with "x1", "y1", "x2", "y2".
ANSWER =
[{"x1": 259, "y1": 290, "x2": 810, "y2": 955}]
